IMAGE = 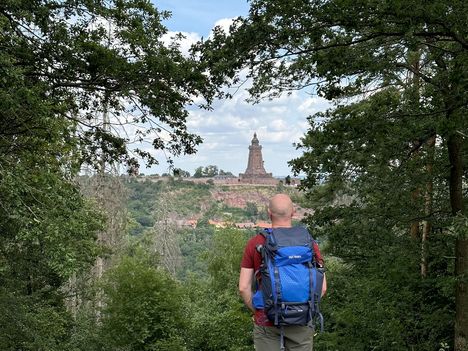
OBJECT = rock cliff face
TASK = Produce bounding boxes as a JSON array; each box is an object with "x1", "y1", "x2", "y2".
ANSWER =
[
  {"x1": 211, "y1": 190, "x2": 270, "y2": 208},
  {"x1": 210, "y1": 187, "x2": 308, "y2": 220},
  {"x1": 125, "y1": 178, "x2": 309, "y2": 236}
]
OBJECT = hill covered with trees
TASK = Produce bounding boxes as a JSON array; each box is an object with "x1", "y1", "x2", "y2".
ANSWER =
[
  {"x1": 1, "y1": 0, "x2": 465, "y2": 350},
  {"x1": 125, "y1": 176, "x2": 305, "y2": 235}
]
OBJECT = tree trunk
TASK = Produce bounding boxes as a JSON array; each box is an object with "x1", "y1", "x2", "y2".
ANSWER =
[
  {"x1": 421, "y1": 135, "x2": 435, "y2": 278},
  {"x1": 448, "y1": 132, "x2": 467, "y2": 351},
  {"x1": 455, "y1": 239, "x2": 468, "y2": 351},
  {"x1": 152, "y1": 191, "x2": 182, "y2": 276},
  {"x1": 448, "y1": 133, "x2": 464, "y2": 216},
  {"x1": 410, "y1": 189, "x2": 421, "y2": 239}
]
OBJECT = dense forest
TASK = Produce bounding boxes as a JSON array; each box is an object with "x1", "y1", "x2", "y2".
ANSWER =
[{"x1": 1, "y1": 0, "x2": 466, "y2": 350}]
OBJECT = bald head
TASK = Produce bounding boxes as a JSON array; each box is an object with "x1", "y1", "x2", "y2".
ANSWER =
[{"x1": 268, "y1": 194, "x2": 294, "y2": 224}]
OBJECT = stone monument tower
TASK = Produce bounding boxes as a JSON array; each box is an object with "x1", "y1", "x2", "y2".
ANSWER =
[{"x1": 239, "y1": 133, "x2": 276, "y2": 184}]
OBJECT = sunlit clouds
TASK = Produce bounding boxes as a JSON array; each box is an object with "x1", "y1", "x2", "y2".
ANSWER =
[{"x1": 139, "y1": 6, "x2": 331, "y2": 176}]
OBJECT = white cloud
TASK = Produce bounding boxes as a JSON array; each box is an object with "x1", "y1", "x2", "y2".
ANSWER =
[
  {"x1": 298, "y1": 96, "x2": 330, "y2": 114},
  {"x1": 171, "y1": 93, "x2": 313, "y2": 175},
  {"x1": 161, "y1": 30, "x2": 201, "y2": 56},
  {"x1": 212, "y1": 17, "x2": 236, "y2": 35},
  {"x1": 269, "y1": 119, "x2": 288, "y2": 132},
  {"x1": 134, "y1": 12, "x2": 332, "y2": 177}
]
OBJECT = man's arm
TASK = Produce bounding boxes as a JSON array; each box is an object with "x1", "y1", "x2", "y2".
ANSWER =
[
  {"x1": 322, "y1": 273, "x2": 327, "y2": 297},
  {"x1": 312, "y1": 241, "x2": 327, "y2": 297},
  {"x1": 239, "y1": 267, "x2": 255, "y2": 312}
]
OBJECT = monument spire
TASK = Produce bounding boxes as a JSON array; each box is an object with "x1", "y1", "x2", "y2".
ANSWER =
[
  {"x1": 244, "y1": 132, "x2": 267, "y2": 175},
  {"x1": 239, "y1": 132, "x2": 275, "y2": 184}
]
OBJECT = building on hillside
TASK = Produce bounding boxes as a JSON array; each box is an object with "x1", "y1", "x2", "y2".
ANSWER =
[
  {"x1": 208, "y1": 220, "x2": 227, "y2": 228},
  {"x1": 239, "y1": 133, "x2": 279, "y2": 185},
  {"x1": 235, "y1": 222, "x2": 256, "y2": 229}
]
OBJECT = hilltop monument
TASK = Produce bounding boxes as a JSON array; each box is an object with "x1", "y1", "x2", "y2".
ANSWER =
[{"x1": 239, "y1": 133, "x2": 277, "y2": 184}]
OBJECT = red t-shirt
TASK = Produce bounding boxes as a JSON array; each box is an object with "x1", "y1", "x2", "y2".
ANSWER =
[{"x1": 240, "y1": 231, "x2": 324, "y2": 326}]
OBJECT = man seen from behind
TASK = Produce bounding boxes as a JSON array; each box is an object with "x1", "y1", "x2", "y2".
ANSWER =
[{"x1": 239, "y1": 193, "x2": 327, "y2": 351}]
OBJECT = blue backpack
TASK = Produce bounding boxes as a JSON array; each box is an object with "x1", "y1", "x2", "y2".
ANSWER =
[{"x1": 252, "y1": 227, "x2": 324, "y2": 333}]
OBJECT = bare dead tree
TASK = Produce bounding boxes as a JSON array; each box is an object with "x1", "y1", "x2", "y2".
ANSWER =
[{"x1": 149, "y1": 190, "x2": 182, "y2": 276}]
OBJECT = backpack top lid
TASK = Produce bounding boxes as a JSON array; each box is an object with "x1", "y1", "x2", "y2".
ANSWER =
[{"x1": 264, "y1": 226, "x2": 313, "y2": 251}]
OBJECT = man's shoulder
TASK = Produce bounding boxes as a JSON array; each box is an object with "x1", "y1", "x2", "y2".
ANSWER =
[
  {"x1": 250, "y1": 232, "x2": 267, "y2": 243},
  {"x1": 245, "y1": 232, "x2": 267, "y2": 248}
]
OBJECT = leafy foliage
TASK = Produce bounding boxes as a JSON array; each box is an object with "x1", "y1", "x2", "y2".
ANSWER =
[
  {"x1": 193, "y1": 165, "x2": 221, "y2": 178},
  {"x1": 0, "y1": 162, "x2": 102, "y2": 350},
  {"x1": 0, "y1": 0, "x2": 216, "y2": 348},
  {"x1": 126, "y1": 178, "x2": 213, "y2": 235},
  {"x1": 197, "y1": 0, "x2": 467, "y2": 349},
  {"x1": 184, "y1": 229, "x2": 253, "y2": 351},
  {"x1": 178, "y1": 225, "x2": 216, "y2": 279},
  {"x1": 1, "y1": 0, "x2": 215, "y2": 169},
  {"x1": 99, "y1": 255, "x2": 186, "y2": 351}
]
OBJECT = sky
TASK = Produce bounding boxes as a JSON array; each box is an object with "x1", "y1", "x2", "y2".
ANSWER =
[{"x1": 141, "y1": 0, "x2": 330, "y2": 177}]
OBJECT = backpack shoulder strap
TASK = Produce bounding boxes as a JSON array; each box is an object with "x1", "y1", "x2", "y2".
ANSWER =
[
  {"x1": 259, "y1": 228, "x2": 270, "y2": 238},
  {"x1": 253, "y1": 230, "x2": 271, "y2": 290},
  {"x1": 256, "y1": 228, "x2": 276, "y2": 250},
  {"x1": 255, "y1": 229, "x2": 268, "y2": 250}
]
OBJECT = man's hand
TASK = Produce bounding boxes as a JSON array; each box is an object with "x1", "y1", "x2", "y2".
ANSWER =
[{"x1": 322, "y1": 273, "x2": 327, "y2": 297}]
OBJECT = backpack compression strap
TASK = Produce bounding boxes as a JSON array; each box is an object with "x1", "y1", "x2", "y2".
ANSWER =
[{"x1": 253, "y1": 230, "x2": 270, "y2": 296}]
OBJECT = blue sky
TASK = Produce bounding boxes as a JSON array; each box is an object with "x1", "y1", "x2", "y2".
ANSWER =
[
  {"x1": 156, "y1": 0, "x2": 249, "y2": 36},
  {"x1": 141, "y1": 1, "x2": 330, "y2": 177}
]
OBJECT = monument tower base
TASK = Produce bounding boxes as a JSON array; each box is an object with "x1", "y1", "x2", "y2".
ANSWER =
[{"x1": 238, "y1": 133, "x2": 279, "y2": 185}]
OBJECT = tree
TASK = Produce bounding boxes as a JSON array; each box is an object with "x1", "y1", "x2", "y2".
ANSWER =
[
  {"x1": 197, "y1": 1, "x2": 467, "y2": 349},
  {"x1": 99, "y1": 255, "x2": 186, "y2": 351},
  {"x1": 204, "y1": 165, "x2": 219, "y2": 177},
  {"x1": 193, "y1": 166, "x2": 204, "y2": 178},
  {"x1": 245, "y1": 202, "x2": 259, "y2": 220},
  {"x1": 219, "y1": 169, "x2": 235, "y2": 177},
  {"x1": 184, "y1": 229, "x2": 252, "y2": 351},
  {"x1": 1, "y1": 0, "x2": 215, "y2": 171},
  {"x1": 150, "y1": 191, "x2": 183, "y2": 276},
  {"x1": 173, "y1": 168, "x2": 191, "y2": 178},
  {"x1": 193, "y1": 165, "x2": 220, "y2": 177},
  {"x1": 292, "y1": 92, "x2": 457, "y2": 349},
  {"x1": 0, "y1": 160, "x2": 103, "y2": 350},
  {"x1": 1, "y1": 0, "x2": 214, "y2": 347},
  {"x1": 0, "y1": 64, "x2": 103, "y2": 346},
  {"x1": 78, "y1": 174, "x2": 128, "y2": 318}
]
